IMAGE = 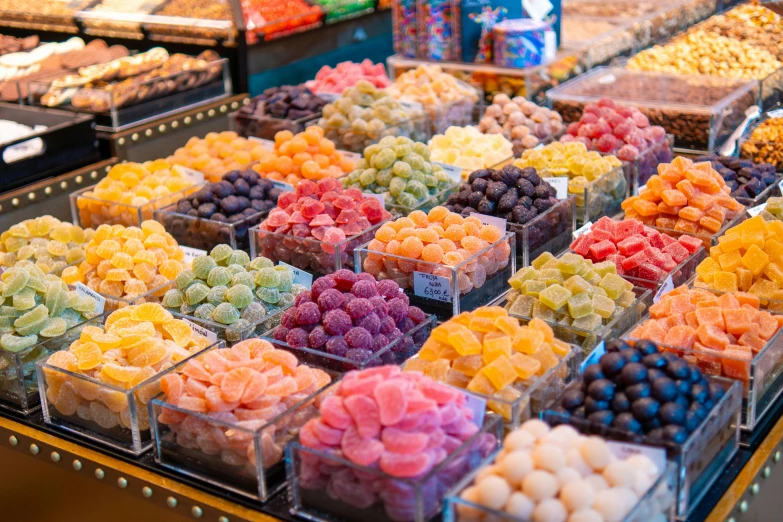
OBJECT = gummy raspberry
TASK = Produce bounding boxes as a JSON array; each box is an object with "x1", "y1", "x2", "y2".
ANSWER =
[
  {"x1": 371, "y1": 334, "x2": 390, "y2": 352},
  {"x1": 632, "y1": 112, "x2": 650, "y2": 129},
  {"x1": 376, "y1": 279, "x2": 400, "y2": 299},
  {"x1": 399, "y1": 317, "x2": 416, "y2": 333},
  {"x1": 370, "y1": 295, "x2": 390, "y2": 317},
  {"x1": 273, "y1": 326, "x2": 289, "y2": 341},
  {"x1": 387, "y1": 328, "x2": 403, "y2": 342},
  {"x1": 387, "y1": 298, "x2": 408, "y2": 323},
  {"x1": 613, "y1": 121, "x2": 634, "y2": 139},
  {"x1": 346, "y1": 298, "x2": 373, "y2": 320},
  {"x1": 311, "y1": 276, "x2": 337, "y2": 300},
  {"x1": 407, "y1": 306, "x2": 426, "y2": 324},
  {"x1": 286, "y1": 327, "x2": 309, "y2": 348},
  {"x1": 345, "y1": 327, "x2": 372, "y2": 349},
  {"x1": 325, "y1": 336, "x2": 349, "y2": 357},
  {"x1": 308, "y1": 326, "x2": 328, "y2": 348},
  {"x1": 317, "y1": 288, "x2": 344, "y2": 311},
  {"x1": 379, "y1": 316, "x2": 396, "y2": 335},
  {"x1": 281, "y1": 308, "x2": 297, "y2": 329},
  {"x1": 352, "y1": 279, "x2": 379, "y2": 298},
  {"x1": 295, "y1": 302, "x2": 321, "y2": 325},
  {"x1": 356, "y1": 272, "x2": 376, "y2": 283},
  {"x1": 345, "y1": 348, "x2": 373, "y2": 364},
  {"x1": 396, "y1": 292, "x2": 410, "y2": 307},
  {"x1": 332, "y1": 269, "x2": 357, "y2": 291},
  {"x1": 580, "y1": 112, "x2": 598, "y2": 124},
  {"x1": 356, "y1": 313, "x2": 381, "y2": 335},
  {"x1": 323, "y1": 309, "x2": 352, "y2": 336}
]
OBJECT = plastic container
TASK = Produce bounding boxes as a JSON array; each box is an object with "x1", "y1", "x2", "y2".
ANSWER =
[
  {"x1": 81, "y1": 279, "x2": 176, "y2": 313},
  {"x1": 167, "y1": 305, "x2": 288, "y2": 346},
  {"x1": 560, "y1": 16, "x2": 636, "y2": 69},
  {"x1": 0, "y1": 318, "x2": 91, "y2": 415},
  {"x1": 628, "y1": 134, "x2": 675, "y2": 195},
  {"x1": 740, "y1": 112, "x2": 783, "y2": 171},
  {"x1": 386, "y1": 181, "x2": 460, "y2": 217},
  {"x1": 250, "y1": 220, "x2": 389, "y2": 279},
  {"x1": 36, "y1": 315, "x2": 221, "y2": 455},
  {"x1": 564, "y1": 164, "x2": 628, "y2": 225},
  {"x1": 312, "y1": 112, "x2": 429, "y2": 154},
  {"x1": 154, "y1": 204, "x2": 270, "y2": 252},
  {"x1": 354, "y1": 233, "x2": 516, "y2": 321},
  {"x1": 733, "y1": 177, "x2": 783, "y2": 208},
  {"x1": 263, "y1": 315, "x2": 436, "y2": 373},
  {"x1": 512, "y1": 196, "x2": 576, "y2": 268},
  {"x1": 286, "y1": 414, "x2": 503, "y2": 522},
  {"x1": 547, "y1": 67, "x2": 761, "y2": 153},
  {"x1": 230, "y1": 109, "x2": 321, "y2": 142},
  {"x1": 543, "y1": 377, "x2": 742, "y2": 519}
]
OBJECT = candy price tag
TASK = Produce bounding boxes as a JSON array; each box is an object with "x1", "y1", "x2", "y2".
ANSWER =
[
  {"x1": 174, "y1": 166, "x2": 204, "y2": 184},
  {"x1": 413, "y1": 272, "x2": 452, "y2": 303},
  {"x1": 470, "y1": 213, "x2": 507, "y2": 235},
  {"x1": 542, "y1": 176, "x2": 568, "y2": 200},
  {"x1": 778, "y1": 177, "x2": 783, "y2": 195},
  {"x1": 580, "y1": 341, "x2": 605, "y2": 370},
  {"x1": 278, "y1": 261, "x2": 313, "y2": 289},
  {"x1": 182, "y1": 318, "x2": 218, "y2": 343},
  {"x1": 433, "y1": 162, "x2": 464, "y2": 184},
  {"x1": 75, "y1": 282, "x2": 105, "y2": 315},
  {"x1": 573, "y1": 221, "x2": 593, "y2": 239},
  {"x1": 271, "y1": 180, "x2": 294, "y2": 193},
  {"x1": 462, "y1": 390, "x2": 486, "y2": 427},
  {"x1": 653, "y1": 275, "x2": 674, "y2": 304},
  {"x1": 747, "y1": 202, "x2": 767, "y2": 217},
  {"x1": 248, "y1": 136, "x2": 275, "y2": 151},
  {"x1": 607, "y1": 441, "x2": 667, "y2": 473},
  {"x1": 180, "y1": 246, "x2": 207, "y2": 265},
  {"x1": 341, "y1": 150, "x2": 362, "y2": 163},
  {"x1": 598, "y1": 74, "x2": 616, "y2": 85},
  {"x1": 366, "y1": 193, "x2": 385, "y2": 208}
]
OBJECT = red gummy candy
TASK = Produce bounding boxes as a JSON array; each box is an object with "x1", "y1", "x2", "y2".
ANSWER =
[
  {"x1": 301, "y1": 199, "x2": 326, "y2": 219},
  {"x1": 310, "y1": 214, "x2": 335, "y2": 227},
  {"x1": 588, "y1": 239, "x2": 617, "y2": 259},
  {"x1": 336, "y1": 209, "x2": 360, "y2": 224},
  {"x1": 278, "y1": 192, "x2": 297, "y2": 209},
  {"x1": 296, "y1": 180, "x2": 316, "y2": 197},
  {"x1": 334, "y1": 195, "x2": 357, "y2": 210}
]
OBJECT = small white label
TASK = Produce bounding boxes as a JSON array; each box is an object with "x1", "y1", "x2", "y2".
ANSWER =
[
  {"x1": 433, "y1": 162, "x2": 464, "y2": 184},
  {"x1": 248, "y1": 136, "x2": 275, "y2": 151},
  {"x1": 598, "y1": 74, "x2": 616, "y2": 85},
  {"x1": 573, "y1": 221, "x2": 593, "y2": 239},
  {"x1": 607, "y1": 441, "x2": 667, "y2": 474},
  {"x1": 768, "y1": 109, "x2": 783, "y2": 119},
  {"x1": 470, "y1": 212, "x2": 507, "y2": 235},
  {"x1": 340, "y1": 150, "x2": 362, "y2": 163},
  {"x1": 463, "y1": 390, "x2": 486, "y2": 427},
  {"x1": 654, "y1": 275, "x2": 674, "y2": 304},
  {"x1": 271, "y1": 180, "x2": 294, "y2": 193},
  {"x1": 366, "y1": 193, "x2": 386, "y2": 208},
  {"x1": 778, "y1": 177, "x2": 783, "y2": 195},
  {"x1": 318, "y1": 92, "x2": 340, "y2": 102},
  {"x1": 581, "y1": 341, "x2": 605, "y2": 370},
  {"x1": 278, "y1": 261, "x2": 313, "y2": 289},
  {"x1": 523, "y1": 0, "x2": 554, "y2": 21},
  {"x1": 180, "y1": 246, "x2": 207, "y2": 265},
  {"x1": 174, "y1": 166, "x2": 205, "y2": 185},
  {"x1": 542, "y1": 176, "x2": 568, "y2": 200},
  {"x1": 182, "y1": 318, "x2": 218, "y2": 343},
  {"x1": 75, "y1": 282, "x2": 105, "y2": 315},
  {"x1": 413, "y1": 272, "x2": 452, "y2": 303},
  {"x1": 748, "y1": 202, "x2": 768, "y2": 218}
]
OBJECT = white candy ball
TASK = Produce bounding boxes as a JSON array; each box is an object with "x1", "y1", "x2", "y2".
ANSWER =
[
  {"x1": 534, "y1": 443, "x2": 567, "y2": 473},
  {"x1": 476, "y1": 475, "x2": 512, "y2": 510},
  {"x1": 603, "y1": 461, "x2": 635, "y2": 488},
  {"x1": 521, "y1": 419, "x2": 551, "y2": 440},
  {"x1": 580, "y1": 437, "x2": 611, "y2": 471},
  {"x1": 567, "y1": 508, "x2": 604, "y2": 522},
  {"x1": 523, "y1": 470, "x2": 560, "y2": 502},
  {"x1": 556, "y1": 467, "x2": 582, "y2": 487},
  {"x1": 566, "y1": 447, "x2": 593, "y2": 477},
  {"x1": 593, "y1": 488, "x2": 630, "y2": 522},
  {"x1": 504, "y1": 429, "x2": 536, "y2": 451},
  {"x1": 626, "y1": 455, "x2": 658, "y2": 478},
  {"x1": 506, "y1": 492, "x2": 535, "y2": 519},
  {"x1": 499, "y1": 450, "x2": 534, "y2": 487},
  {"x1": 585, "y1": 474, "x2": 609, "y2": 492},
  {"x1": 533, "y1": 498, "x2": 568, "y2": 522},
  {"x1": 560, "y1": 480, "x2": 596, "y2": 512},
  {"x1": 457, "y1": 486, "x2": 484, "y2": 518}
]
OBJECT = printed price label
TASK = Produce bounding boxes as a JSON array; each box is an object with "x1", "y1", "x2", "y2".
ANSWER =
[
  {"x1": 573, "y1": 221, "x2": 593, "y2": 239},
  {"x1": 470, "y1": 213, "x2": 507, "y2": 235},
  {"x1": 747, "y1": 202, "x2": 768, "y2": 217},
  {"x1": 341, "y1": 150, "x2": 362, "y2": 163},
  {"x1": 598, "y1": 74, "x2": 616, "y2": 85},
  {"x1": 175, "y1": 166, "x2": 204, "y2": 184},
  {"x1": 278, "y1": 261, "x2": 313, "y2": 289},
  {"x1": 75, "y1": 282, "x2": 105, "y2": 315},
  {"x1": 542, "y1": 176, "x2": 568, "y2": 200},
  {"x1": 271, "y1": 180, "x2": 294, "y2": 193},
  {"x1": 366, "y1": 193, "x2": 386, "y2": 208},
  {"x1": 433, "y1": 162, "x2": 464, "y2": 184},
  {"x1": 581, "y1": 341, "x2": 605, "y2": 370},
  {"x1": 463, "y1": 390, "x2": 486, "y2": 427},
  {"x1": 182, "y1": 318, "x2": 218, "y2": 343},
  {"x1": 248, "y1": 136, "x2": 275, "y2": 151},
  {"x1": 180, "y1": 246, "x2": 207, "y2": 265},
  {"x1": 413, "y1": 272, "x2": 452, "y2": 303},
  {"x1": 653, "y1": 275, "x2": 674, "y2": 304},
  {"x1": 607, "y1": 441, "x2": 667, "y2": 474}
]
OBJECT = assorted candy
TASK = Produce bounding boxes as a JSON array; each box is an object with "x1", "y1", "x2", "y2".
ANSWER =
[
  {"x1": 506, "y1": 252, "x2": 637, "y2": 334},
  {"x1": 403, "y1": 307, "x2": 571, "y2": 420},
  {"x1": 764, "y1": 197, "x2": 783, "y2": 223},
  {"x1": 342, "y1": 136, "x2": 455, "y2": 210},
  {"x1": 305, "y1": 59, "x2": 391, "y2": 95},
  {"x1": 250, "y1": 0, "x2": 323, "y2": 40},
  {"x1": 696, "y1": 155, "x2": 779, "y2": 202},
  {"x1": 362, "y1": 207, "x2": 512, "y2": 295},
  {"x1": 75, "y1": 160, "x2": 201, "y2": 228},
  {"x1": 272, "y1": 270, "x2": 429, "y2": 365},
  {"x1": 570, "y1": 217, "x2": 702, "y2": 282},
  {"x1": 428, "y1": 126, "x2": 513, "y2": 178},
  {"x1": 254, "y1": 178, "x2": 391, "y2": 274},
  {"x1": 42, "y1": 303, "x2": 212, "y2": 431},
  {"x1": 629, "y1": 286, "x2": 783, "y2": 381},
  {"x1": 0, "y1": 216, "x2": 94, "y2": 275},
  {"x1": 61, "y1": 221, "x2": 184, "y2": 303},
  {"x1": 240, "y1": 84, "x2": 326, "y2": 125},
  {"x1": 621, "y1": 157, "x2": 745, "y2": 239},
  {"x1": 251, "y1": 127, "x2": 355, "y2": 187},
  {"x1": 157, "y1": 338, "x2": 332, "y2": 470},
  {"x1": 455, "y1": 420, "x2": 667, "y2": 522},
  {"x1": 478, "y1": 94, "x2": 565, "y2": 156},
  {"x1": 168, "y1": 132, "x2": 267, "y2": 182}
]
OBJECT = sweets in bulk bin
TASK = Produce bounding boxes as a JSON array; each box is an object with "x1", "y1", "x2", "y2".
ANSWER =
[
  {"x1": 74, "y1": 161, "x2": 202, "y2": 229},
  {"x1": 42, "y1": 303, "x2": 212, "y2": 431},
  {"x1": 570, "y1": 217, "x2": 703, "y2": 282},
  {"x1": 254, "y1": 178, "x2": 391, "y2": 274},
  {"x1": 251, "y1": 127, "x2": 355, "y2": 186},
  {"x1": 0, "y1": 216, "x2": 94, "y2": 275},
  {"x1": 305, "y1": 60, "x2": 391, "y2": 95},
  {"x1": 156, "y1": 338, "x2": 331, "y2": 470},
  {"x1": 740, "y1": 116, "x2": 783, "y2": 169},
  {"x1": 313, "y1": 0, "x2": 374, "y2": 21},
  {"x1": 628, "y1": 286, "x2": 783, "y2": 382},
  {"x1": 696, "y1": 155, "x2": 778, "y2": 201},
  {"x1": 428, "y1": 126, "x2": 513, "y2": 178},
  {"x1": 61, "y1": 221, "x2": 184, "y2": 302},
  {"x1": 272, "y1": 270, "x2": 429, "y2": 365},
  {"x1": 168, "y1": 132, "x2": 266, "y2": 183},
  {"x1": 454, "y1": 420, "x2": 669, "y2": 522},
  {"x1": 342, "y1": 136, "x2": 455, "y2": 209},
  {"x1": 693, "y1": 215, "x2": 783, "y2": 297},
  {"x1": 764, "y1": 197, "x2": 783, "y2": 222},
  {"x1": 403, "y1": 307, "x2": 570, "y2": 420},
  {"x1": 0, "y1": 267, "x2": 98, "y2": 352},
  {"x1": 0, "y1": 34, "x2": 38, "y2": 56},
  {"x1": 555, "y1": 339, "x2": 727, "y2": 443},
  {"x1": 316, "y1": 80, "x2": 425, "y2": 152},
  {"x1": 233, "y1": 85, "x2": 327, "y2": 139},
  {"x1": 688, "y1": 4, "x2": 783, "y2": 61},
  {"x1": 506, "y1": 252, "x2": 636, "y2": 331},
  {"x1": 297, "y1": 365, "x2": 497, "y2": 520},
  {"x1": 247, "y1": 0, "x2": 323, "y2": 38},
  {"x1": 478, "y1": 94, "x2": 565, "y2": 156},
  {"x1": 621, "y1": 157, "x2": 745, "y2": 238},
  {"x1": 362, "y1": 207, "x2": 512, "y2": 295}
]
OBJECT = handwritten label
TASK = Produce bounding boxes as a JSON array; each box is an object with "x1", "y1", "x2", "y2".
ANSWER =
[
  {"x1": 341, "y1": 151, "x2": 362, "y2": 163},
  {"x1": 182, "y1": 318, "x2": 218, "y2": 343},
  {"x1": 653, "y1": 275, "x2": 674, "y2": 304},
  {"x1": 470, "y1": 213, "x2": 507, "y2": 235},
  {"x1": 747, "y1": 202, "x2": 768, "y2": 217},
  {"x1": 607, "y1": 441, "x2": 667, "y2": 474},
  {"x1": 573, "y1": 221, "x2": 593, "y2": 239},
  {"x1": 366, "y1": 192, "x2": 386, "y2": 208},
  {"x1": 75, "y1": 282, "x2": 105, "y2": 315},
  {"x1": 434, "y1": 162, "x2": 464, "y2": 184},
  {"x1": 413, "y1": 272, "x2": 452, "y2": 303},
  {"x1": 542, "y1": 176, "x2": 568, "y2": 200},
  {"x1": 180, "y1": 246, "x2": 207, "y2": 265},
  {"x1": 581, "y1": 341, "x2": 605, "y2": 370},
  {"x1": 248, "y1": 136, "x2": 275, "y2": 151},
  {"x1": 271, "y1": 180, "x2": 294, "y2": 193},
  {"x1": 175, "y1": 166, "x2": 204, "y2": 185},
  {"x1": 523, "y1": 0, "x2": 553, "y2": 21},
  {"x1": 278, "y1": 261, "x2": 313, "y2": 289},
  {"x1": 598, "y1": 74, "x2": 616, "y2": 85},
  {"x1": 463, "y1": 390, "x2": 486, "y2": 427}
]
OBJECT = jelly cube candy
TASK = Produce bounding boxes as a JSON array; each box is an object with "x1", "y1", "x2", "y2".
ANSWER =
[
  {"x1": 467, "y1": 371, "x2": 495, "y2": 396},
  {"x1": 599, "y1": 273, "x2": 627, "y2": 300},
  {"x1": 539, "y1": 284, "x2": 572, "y2": 311},
  {"x1": 571, "y1": 313, "x2": 602, "y2": 331},
  {"x1": 567, "y1": 293, "x2": 593, "y2": 319},
  {"x1": 530, "y1": 345, "x2": 558, "y2": 375},
  {"x1": 712, "y1": 272, "x2": 738, "y2": 293},
  {"x1": 481, "y1": 355, "x2": 517, "y2": 390},
  {"x1": 512, "y1": 328, "x2": 544, "y2": 355},
  {"x1": 741, "y1": 245, "x2": 770, "y2": 276},
  {"x1": 592, "y1": 294, "x2": 616, "y2": 319},
  {"x1": 588, "y1": 240, "x2": 617, "y2": 260},
  {"x1": 482, "y1": 332, "x2": 512, "y2": 364},
  {"x1": 557, "y1": 253, "x2": 584, "y2": 275},
  {"x1": 564, "y1": 275, "x2": 591, "y2": 296},
  {"x1": 447, "y1": 325, "x2": 482, "y2": 356},
  {"x1": 531, "y1": 252, "x2": 555, "y2": 269},
  {"x1": 510, "y1": 352, "x2": 540, "y2": 380},
  {"x1": 522, "y1": 280, "x2": 546, "y2": 297},
  {"x1": 452, "y1": 354, "x2": 483, "y2": 377},
  {"x1": 509, "y1": 267, "x2": 537, "y2": 289},
  {"x1": 531, "y1": 301, "x2": 555, "y2": 322},
  {"x1": 538, "y1": 269, "x2": 564, "y2": 285},
  {"x1": 593, "y1": 261, "x2": 616, "y2": 277},
  {"x1": 508, "y1": 294, "x2": 535, "y2": 317}
]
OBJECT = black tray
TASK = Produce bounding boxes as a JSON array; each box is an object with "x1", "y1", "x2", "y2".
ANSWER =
[{"x1": 0, "y1": 103, "x2": 99, "y2": 191}]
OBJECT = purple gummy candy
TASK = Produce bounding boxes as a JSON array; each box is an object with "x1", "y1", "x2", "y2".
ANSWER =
[
  {"x1": 356, "y1": 313, "x2": 380, "y2": 335},
  {"x1": 317, "y1": 288, "x2": 344, "y2": 311},
  {"x1": 323, "y1": 309, "x2": 352, "y2": 336},
  {"x1": 369, "y1": 295, "x2": 389, "y2": 318},
  {"x1": 379, "y1": 316, "x2": 396, "y2": 335},
  {"x1": 376, "y1": 279, "x2": 401, "y2": 299},
  {"x1": 281, "y1": 308, "x2": 297, "y2": 329},
  {"x1": 294, "y1": 291, "x2": 313, "y2": 307},
  {"x1": 351, "y1": 280, "x2": 379, "y2": 299},
  {"x1": 387, "y1": 298, "x2": 408, "y2": 323},
  {"x1": 371, "y1": 334, "x2": 390, "y2": 353},
  {"x1": 345, "y1": 348, "x2": 373, "y2": 364},
  {"x1": 387, "y1": 328, "x2": 402, "y2": 342},
  {"x1": 295, "y1": 302, "x2": 321, "y2": 325},
  {"x1": 345, "y1": 327, "x2": 372, "y2": 349},
  {"x1": 311, "y1": 277, "x2": 337, "y2": 300},
  {"x1": 331, "y1": 269, "x2": 357, "y2": 291},
  {"x1": 399, "y1": 317, "x2": 416, "y2": 334},
  {"x1": 346, "y1": 297, "x2": 373, "y2": 320},
  {"x1": 407, "y1": 306, "x2": 426, "y2": 324},
  {"x1": 273, "y1": 326, "x2": 289, "y2": 341},
  {"x1": 308, "y1": 326, "x2": 328, "y2": 348},
  {"x1": 356, "y1": 273, "x2": 376, "y2": 283},
  {"x1": 286, "y1": 327, "x2": 309, "y2": 348},
  {"x1": 325, "y1": 337, "x2": 349, "y2": 357}
]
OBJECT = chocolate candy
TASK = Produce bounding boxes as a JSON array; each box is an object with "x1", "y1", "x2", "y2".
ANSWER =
[
  {"x1": 235, "y1": 84, "x2": 326, "y2": 140},
  {"x1": 696, "y1": 155, "x2": 778, "y2": 201}
]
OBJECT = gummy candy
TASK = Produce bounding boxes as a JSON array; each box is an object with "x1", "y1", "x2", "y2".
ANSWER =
[{"x1": 429, "y1": 126, "x2": 513, "y2": 179}]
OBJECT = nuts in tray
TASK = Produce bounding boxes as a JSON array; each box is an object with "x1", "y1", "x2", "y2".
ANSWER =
[{"x1": 740, "y1": 117, "x2": 783, "y2": 169}]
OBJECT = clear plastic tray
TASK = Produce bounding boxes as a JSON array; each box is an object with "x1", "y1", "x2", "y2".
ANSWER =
[
  {"x1": 543, "y1": 377, "x2": 742, "y2": 519},
  {"x1": 386, "y1": 181, "x2": 460, "y2": 217},
  {"x1": 739, "y1": 112, "x2": 783, "y2": 171},
  {"x1": 263, "y1": 315, "x2": 435, "y2": 373},
  {"x1": 168, "y1": 305, "x2": 288, "y2": 346},
  {"x1": 560, "y1": 164, "x2": 628, "y2": 225},
  {"x1": 73, "y1": 279, "x2": 176, "y2": 313},
  {"x1": 287, "y1": 413, "x2": 503, "y2": 522},
  {"x1": 560, "y1": 16, "x2": 637, "y2": 69},
  {"x1": 310, "y1": 112, "x2": 429, "y2": 154},
  {"x1": 512, "y1": 196, "x2": 576, "y2": 268},
  {"x1": 250, "y1": 220, "x2": 388, "y2": 279},
  {"x1": 628, "y1": 134, "x2": 675, "y2": 194},
  {"x1": 230, "y1": 110, "x2": 322, "y2": 142},
  {"x1": 355, "y1": 233, "x2": 515, "y2": 321},
  {"x1": 36, "y1": 315, "x2": 221, "y2": 455},
  {"x1": 547, "y1": 67, "x2": 761, "y2": 153}
]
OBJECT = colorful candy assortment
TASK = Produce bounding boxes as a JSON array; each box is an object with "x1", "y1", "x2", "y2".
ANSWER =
[
  {"x1": 157, "y1": 338, "x2": 332, "y2": 471},
  {"x1": 305, "y1": 59, "x2": 391, "y2": 95},
  {"x1": 272, "y1": 270, "x2": 429, "y2": 365},
  {"x1": 570, "y1": 217, "x2": 702, "y2": 282},
  {"x1": 0, "y1": 216, "x2": 94, "y2": 275},
  {"x1": 696, "y1": 155, "x2": 778, "y2": 202},
  {"x1": 250, "y1": 0, "x2": 323, "y2": 40},
  {"x1": 428, "y1": 126, "x2": 513, "y2": 178},
  {"x1": 362, "y1": 207, "x2": 512, "y2": 295},
  {"x1": 168, "y1": 132, "x2": 267, "y2": 182},
  {"x1": 478, "y1": 94, "x2": 565, "y2": 156},
  {"x1": 403, "y1": 308, "x2": 570, "y2": 420},
  {"x1": 629, "y1": 286, "x2": 783, "y2": 381}
]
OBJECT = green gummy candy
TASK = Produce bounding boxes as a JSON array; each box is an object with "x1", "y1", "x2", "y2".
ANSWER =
[
  {"x1": 162, "y1": 289, "x2": 185, "y2": 308},
  {"x1": 207, "y1": 267, "x2": 231, "y2": 287},
  {"x1": 539, "y1": 284, "x2": 572, "y2": 311},
  {"x1": 1, "y1": 333, "x2": 37, "y2": 352},
  {"x1": 571, "y1": 313, "x2": 603, "y2": 331},
  {"x1": 508, "y1": 294, "x2": 536, "y2": 317},
  {"x1": 194, "y1": 303, "x2": 216, "y2": 321},
  {"x1": 206, "y1": 285, "x2": 228, "y2": 306},
  {"x1": 71, "y1": 295, "x2": 96, "y2": 314},
  {"x1": 531, "y1": 252, "x2": 555, "y2": 270},
  {"x1": 60, "y1": 308, "x2": 82, "y2": 327},
  {"x1": 226, "y1": 264, "x2": 246, "y2": 276},
  {"x1": 567, "y1": 293, "x2": 594, "y2": 319},
  {"x1": 231, "y1": 272, "x2": 256, "y2": 290},
  {"x1": 2, "y1": 268, "x2": 29, "y2": 297},
  {"x1": 557, "y1": 253, "x2": 584, "y2": 275},
  {"x1": 531, "y1": 300, "x2": 556, "y2": 322},
  {"x1": 256, "y1": 267, "x2": 280, "y2": 288},
  {"x1": 192, "y1": 256, "x2": 217, "y2": 280},
  {"x1": 509, "y1": 267, "x2": 537, "y2": 289},
  {"x1": 592, "y1": 294, "x2": 616, "y2": 319},
  {"x1": 522, "y1": 280, "x2": 546, "y2": 297},
  {"x1": 247, "y1": 256, "x2": 274, "y2": 271},
  {"x1": 176, "y1": 270, "x2": 196, "y2": 291},
  {"x1": 599, "y1": 273, "x2": 627, "y2": 300},
  {"x1": 39, "y1": 317, "x2": 67, "y2": 337},
  {"x1": 186, "y1": 283, "x2": 210, "y2": 305},
  {"x1": 766, "y1": 197, "x2": 783, "y2": 216},
  {"x1": 227, "y1": 250, "x2": 250, "y2": 267},
  {"x1": 12, "y1": 287, "x2": 36, "y2": 310},
  {"x1": 564, "y1": 275, "x2": 591, "y2": 296},
  {"x1": 226, "y1": 285, "x2": 253, "y2": 309},
  {"x1": 256, "y1": 286, "x2": 281, "y2": 304},
  {"x1": 212, "y1": 302, "x2": 241, "y2": 325},
  {"x1": 14, "y1": 304, "x2": 48, "y2": 329},
  {"x1": 593, "y1": 261, "x2": 617, "y2": 277},
  {"x1": 45, "y1": 281, "x2": 67, "y2": 318},
  {"x1": 210, "y1": 244, "x2": 232, "y2": 264}
]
